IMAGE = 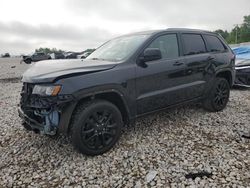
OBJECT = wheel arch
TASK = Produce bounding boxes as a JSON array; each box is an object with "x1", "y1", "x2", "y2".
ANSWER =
[
  {"x1": 67, "y1": 90, "x2": 131, "y2": 134},
  {"x1": 216, "y1": 70, "x2": 233, "y2": 86},
  {"x1": 93, "y1": 92, "x2": 130, "y2": 124}
]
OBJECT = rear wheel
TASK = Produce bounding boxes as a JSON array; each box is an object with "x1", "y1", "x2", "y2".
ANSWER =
[
  {"x1": 71, "y1": 100, "x2": 123, "y2": 155},
  {"x1": 203, "y1": 77, "x2": 230, "y2": 112}
]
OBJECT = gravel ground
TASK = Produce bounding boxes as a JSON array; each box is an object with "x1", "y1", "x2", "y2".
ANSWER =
[
  {"x1": 0, "y1": 58, "x2": 250, "y2": 187},
  {"x1": 0, "y1": 58, "x2": 30, "y2": 80}
]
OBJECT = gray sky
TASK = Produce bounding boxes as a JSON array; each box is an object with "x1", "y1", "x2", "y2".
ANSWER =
[{"x1": 0, "y1": 0, "x2": 249, "y2": 54}]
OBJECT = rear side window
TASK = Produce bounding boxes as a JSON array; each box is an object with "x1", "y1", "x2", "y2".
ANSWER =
[
  {"x1": 148, "y1": 34, "x2": 179, "y2": 59},
  {"x1": 182, "y1": 34, "x2": 206, "y2": 55},
  {"x1": 204, "y1": 35, "x2": 226, "y2": 52}
]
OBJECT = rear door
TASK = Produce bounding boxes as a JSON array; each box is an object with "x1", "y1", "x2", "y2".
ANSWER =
[
  {"x1": 180, "y1": 33, "x2": 212, "y2": 99},
  {"x1": 203, "y1": 34, "x2": 230, "y2": 66}
]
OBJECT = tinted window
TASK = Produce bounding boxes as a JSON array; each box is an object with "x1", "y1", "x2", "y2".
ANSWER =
[
  {"x1": 148, "y1": 34, "x2": 179, "y2": 59},
  {"x1": 204, "y1": 35, "x2": 226, "y2": 52},
  {"x1": 182, "y1": 34, "x2": 206, "y2": 55}
]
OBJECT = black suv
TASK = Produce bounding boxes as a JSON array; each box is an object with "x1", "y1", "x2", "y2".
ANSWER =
[{"x1": 19, "y1": 29, "x2": 235, "y2": 155}]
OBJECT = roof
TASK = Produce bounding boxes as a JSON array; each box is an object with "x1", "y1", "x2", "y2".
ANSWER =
[
  {"x1": 166, "y1": 28, "x2": 213, "y2": 33},
  {"x1": 126, "y1": 28, "x2": 214, "y2": 36}
]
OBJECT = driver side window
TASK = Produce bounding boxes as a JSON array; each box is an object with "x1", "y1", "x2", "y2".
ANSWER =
[{"x1": 148, "y1": 34, "x2": 179, "y2": 59}]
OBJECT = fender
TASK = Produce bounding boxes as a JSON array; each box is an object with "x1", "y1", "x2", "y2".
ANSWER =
[
  {"x1": 73, "y1": 84, "x2": 133, "y2": 117},
  {"x1": 202, "y1": 67, "x2": 234, "y2": 99},
  {"x1": 215, "y1": 67, "x2": 235, "y2": 86},
  {"x1": 58, "y1": 85, "x2": 134, "y2": 135}
]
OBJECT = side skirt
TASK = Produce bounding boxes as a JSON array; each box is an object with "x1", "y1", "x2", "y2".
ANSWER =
[{"x1": 135, "y1": 96, "x2": 204, "y2": 119}]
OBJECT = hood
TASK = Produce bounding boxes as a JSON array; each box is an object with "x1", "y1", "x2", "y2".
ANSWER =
[{"x1": 22, "y1": 59, "x2": 117, "y2": 83}]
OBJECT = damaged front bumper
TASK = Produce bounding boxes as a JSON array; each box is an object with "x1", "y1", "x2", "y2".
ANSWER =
[
  {"x1": 18, "y1": 107, "x2": 60, "y2": 135},
  {"x1": 18, "y1": 83, "x2": 77, "y2": 135},
  {"x1": 234, "y1": 66, "x2": 250, "y2": 87}
]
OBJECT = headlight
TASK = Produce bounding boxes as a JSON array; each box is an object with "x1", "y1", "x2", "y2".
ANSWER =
[{"x1": 32, "y1": 85, "x2": 61, "y2": 96}]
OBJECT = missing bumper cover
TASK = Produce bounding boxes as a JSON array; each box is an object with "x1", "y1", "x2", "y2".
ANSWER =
[{"x1": 19, "y1": 107, "x2": 60, "y2": 135}]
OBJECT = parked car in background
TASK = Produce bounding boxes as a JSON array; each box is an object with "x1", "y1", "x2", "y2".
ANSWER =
[
  {"x1": 232, "y1": 46, "x2": 250, "y2": 87},
  {"x1": 1, "y1": 53, "x2": 10, "y2": 58},
  {"x1": 78, "y1": 51, "x2": 93, "y2": 59},
  {"x1": 50, "y1": 52, "x2": 65, "y2": 59},
  {"x1": 64, "y1": 52, "x2": 78, "y2": 59},
  {"x1": 19, "y1": 29, "x2": 235, "y2": 155},
  {"x1": 21, "y1": 52, "x2": 51, "y2": 64}
]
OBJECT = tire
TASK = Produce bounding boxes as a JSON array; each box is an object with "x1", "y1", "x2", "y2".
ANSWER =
[
  {"x1": 24, "y1": 58, "x2": 32, "y2": 64},
  {"x1": 203, "y1": 77, "x2": 230, "y2": 112},
  {"x1": 70, "y1": 99, "x2": 123, "y2": 155}
]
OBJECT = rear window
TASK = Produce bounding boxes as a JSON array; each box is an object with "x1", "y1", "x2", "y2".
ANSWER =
[
  {"x1": 204, "y1": 35, "x2": 226, "y2": 52},
  {"x1": 182, "y1": 34, "x2": 206, "y2": 55}
]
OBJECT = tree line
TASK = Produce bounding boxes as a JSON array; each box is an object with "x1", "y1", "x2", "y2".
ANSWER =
[{"x1": 215, "y1": 15, "x2": 250, "y2": 44}]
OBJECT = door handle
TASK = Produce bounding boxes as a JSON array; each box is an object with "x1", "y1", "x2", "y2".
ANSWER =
[{"x1": 173, "y1": 61, "x2": 184, "y2": 66}]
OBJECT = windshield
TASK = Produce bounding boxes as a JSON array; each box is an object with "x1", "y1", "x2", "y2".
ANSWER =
[{"x1": 86, "y1": 34, "x2": 149, "y2": 62}]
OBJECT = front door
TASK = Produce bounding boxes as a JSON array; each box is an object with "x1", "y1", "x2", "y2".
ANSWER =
[{"x1": 135, "y1": 33, "x2": 189, "y2": 115}]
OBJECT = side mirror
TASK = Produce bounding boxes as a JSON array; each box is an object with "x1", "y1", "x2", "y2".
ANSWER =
[{"x1": 141, "y1": 48, "x2": 162, "y2": 63}]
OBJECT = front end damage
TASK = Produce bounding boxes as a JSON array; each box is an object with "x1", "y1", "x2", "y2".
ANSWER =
[{"x1": 18, "y1": 83, "x2": 75, "y2": 135}]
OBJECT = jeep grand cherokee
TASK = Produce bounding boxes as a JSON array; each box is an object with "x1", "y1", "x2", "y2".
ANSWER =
[{"x1": 18, "y1": 29, "x2": 235, "y2": 155}]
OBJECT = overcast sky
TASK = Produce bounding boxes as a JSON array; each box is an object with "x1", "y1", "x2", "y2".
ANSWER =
[{"x1": 0, "y1": 0, "x2": 249, "y2": 54}]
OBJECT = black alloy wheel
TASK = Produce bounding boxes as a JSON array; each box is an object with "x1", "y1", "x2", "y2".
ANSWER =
[
  {"x1": 203, "y1": 77, "x2": 230, "y2": 112},
  {"x1": 81, "y1": 109, "x2": 118, "y2": 150},
  {"x1": 71, "y1": 100, "x2": 122, "y2": 155},
  {"x1": 213, "y1": 79, "x2": 230, "y2": 109}
]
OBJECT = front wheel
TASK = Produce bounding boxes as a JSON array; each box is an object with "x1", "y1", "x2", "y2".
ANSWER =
[
  {"x1": 71, "y1": 100, "x2": 123, "y2": 155},
  {"x1": 24, "y1": 58, "x2": 32, "y2": 64},
  {"x1": 203, "y1": 77, "x2": 230, "y2": 112}
]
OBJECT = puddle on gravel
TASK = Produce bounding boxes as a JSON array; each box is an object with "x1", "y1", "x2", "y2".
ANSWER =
[
  {"x1": 241, "y1": 134, "x2": 250, "y2": 139},
  {"x1": 185, "y1": 171, "x2": 212, "y2": 180}
]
